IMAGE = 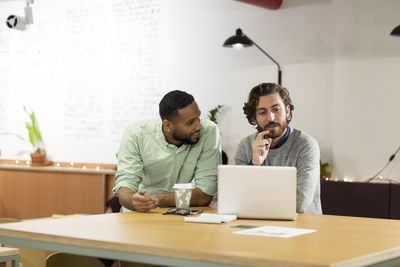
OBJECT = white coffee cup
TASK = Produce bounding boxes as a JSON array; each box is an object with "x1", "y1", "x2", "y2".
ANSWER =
[{"x1": 173, "y1": 183, "x2": 194, "y2": 209}]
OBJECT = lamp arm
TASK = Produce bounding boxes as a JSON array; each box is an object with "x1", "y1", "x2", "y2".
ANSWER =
[
  {"x1": 245, "y1": 35, "x2": 281, "y2": 84},
  {"x1": 367, "y1": 144, "x2": 400, "y2": 182},
  {"x1": 245, "y1": 35, "x2": 281, "y2": 71}
]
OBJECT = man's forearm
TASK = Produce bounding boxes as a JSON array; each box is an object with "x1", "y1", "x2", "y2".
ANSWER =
[
  {"x1": 117, "y1": 187, "x2": 135, "y2": 211},
  {"x1": 151, "y1": 192, "x2": 175, "y2": 207},
  {"x1": 152, "y1": 188, "x2": 213, "y2": 207},
  {"x1": 190, "y1": 188, "x2": 213, "y2": 206}
]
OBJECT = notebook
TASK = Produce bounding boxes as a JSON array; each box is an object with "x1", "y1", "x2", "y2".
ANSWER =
[{"x1": 217, "y1": 165, "x2": 297, "y2": 220}]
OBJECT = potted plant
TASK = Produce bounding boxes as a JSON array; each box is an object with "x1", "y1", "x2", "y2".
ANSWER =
[
  {"x1": 207, "y1": 105, "x2": 228, "y2": 164},
  {"x1": 208, "y1": 105, "x2": 223, "y2": 124},
  {"x1": 320, "y1": 161, "x2": 331, "y2": 179},
  {"x1": 24, "y1": 106, "x2": 48, "y2": 166}
]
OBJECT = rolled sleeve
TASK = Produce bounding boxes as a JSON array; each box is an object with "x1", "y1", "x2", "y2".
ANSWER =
[
  {"x1": 193, "y1": 123, "x2": 221, "y2": 196},
  {"x1": 113, "y1": 126, "x2": 144, "y2": 196}
]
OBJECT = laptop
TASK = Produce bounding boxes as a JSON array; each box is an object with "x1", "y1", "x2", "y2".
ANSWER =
[{"x1": 217, "y1": 165, "x2": 297, "y2": 220}]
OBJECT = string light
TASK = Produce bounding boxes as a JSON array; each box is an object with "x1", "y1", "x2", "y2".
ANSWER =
[{"x1": 343, "y1": 177, "x2": 353, "y2": 182}]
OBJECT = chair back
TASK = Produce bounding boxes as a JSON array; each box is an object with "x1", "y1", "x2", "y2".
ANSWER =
[
  {"x1": 105, "y1": 196, "x2": 121, "y2": 213},
  {"x1": 46, "y1": 253, "x2": 105, "y2": 267}
]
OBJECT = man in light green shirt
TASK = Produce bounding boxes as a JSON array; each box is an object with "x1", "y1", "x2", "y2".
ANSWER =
[{"x1": 113, "y1": 90, "x2": 222, "y2": 212}]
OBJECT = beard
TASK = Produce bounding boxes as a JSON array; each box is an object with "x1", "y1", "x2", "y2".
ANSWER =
[
  {"x1": 258, "y1": 120, "x2": 288, "y2": 139},
  {"x1": 172, "y1": 130, "x2": 200, "y2": 145}
]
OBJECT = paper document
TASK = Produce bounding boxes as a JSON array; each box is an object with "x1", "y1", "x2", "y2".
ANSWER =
[
  {"x1": 184, "y1": 213, "x2": 237, "y2": 224},
  {"x1": 234, "y1": 226, "x2": 316, "y2": 238}
]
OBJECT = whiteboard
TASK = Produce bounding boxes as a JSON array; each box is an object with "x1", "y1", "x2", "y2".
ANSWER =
[{"x1": 0, "y1": 0, "x2": 165, "y2": 164}]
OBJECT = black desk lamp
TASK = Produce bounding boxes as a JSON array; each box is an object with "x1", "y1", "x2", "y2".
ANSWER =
[
  {"x1": 366, "y1": 25, "x2": 400, "y2": 182},
  {"x1": 367, "y1": 145, "x2": 400, "y2": 182},
  {"x1": 390, "y1": 25, "x2": 400, "y2": 36},
  {"x1": 223, "y1": 28, "x2": 281, "y2": 85}
]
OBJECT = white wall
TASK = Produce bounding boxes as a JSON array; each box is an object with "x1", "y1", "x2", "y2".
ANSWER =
[
  {"x1": 330, "y1": 0, "x2": 400, "y2": 181},
  {"x1": 158, "y1": 0, "x2": 335, "y2": 165},
  {"x1": 158, "y1": 0, "x2": 400, "y2": 182},
  {"x1": 0, "y1": 0, "x2": 399, "y2": 182},
  {"x1": 332, "y1": 58, "x2": 400, "y2": 181}
]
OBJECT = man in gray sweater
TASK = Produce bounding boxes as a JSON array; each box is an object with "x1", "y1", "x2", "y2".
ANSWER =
[{"x1": 235, "y1": 83, "x2": 322, "y2": 214}]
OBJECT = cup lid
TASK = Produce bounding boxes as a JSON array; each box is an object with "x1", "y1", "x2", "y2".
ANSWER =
[{"x1": 173, "y1": 183, "x2": 194, "y2": 189}]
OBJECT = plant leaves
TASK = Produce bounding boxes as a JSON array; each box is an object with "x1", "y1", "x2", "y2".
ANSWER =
[{"x1": 24, "y1": 106, "x2": 44, "y2": 150}]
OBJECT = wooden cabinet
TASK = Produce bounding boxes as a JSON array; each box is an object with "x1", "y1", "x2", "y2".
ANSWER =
[
  {"x1": 321, "y1": 180, "x2": 400, "y2": 219},
  {"x1": 0, "y1": 164, "x2": 116, "y2": 219}
]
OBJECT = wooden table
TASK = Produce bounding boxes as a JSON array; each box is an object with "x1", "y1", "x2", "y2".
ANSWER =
[
  {"x1": 0, "y1": 208, "x2": 399, "y2": 267},
  {"x1": 0, "y1": 247, "x2": 19, "y2": 267}
]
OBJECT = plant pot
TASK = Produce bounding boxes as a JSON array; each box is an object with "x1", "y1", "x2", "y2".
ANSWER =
[
  {"x1": 320, "y1": 172, "x2": 332, "y2": 180},
  {"x1": 30, "y1": 153, "x2": 49, "y2": 166}
]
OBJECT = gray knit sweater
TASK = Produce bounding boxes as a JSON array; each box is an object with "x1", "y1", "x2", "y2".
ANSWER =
[{"x1": 234, "y1": 127, "x2": 322, "y2": 214}]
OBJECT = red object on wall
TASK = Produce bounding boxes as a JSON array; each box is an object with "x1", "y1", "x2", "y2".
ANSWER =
[{"x1": 235, "y1": 0, "x2": 282, "y2": 10}]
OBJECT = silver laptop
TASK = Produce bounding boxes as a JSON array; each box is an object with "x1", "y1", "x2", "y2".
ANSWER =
[{"x1": 217, "y1": 165, "x2": 297, "y2": 220}]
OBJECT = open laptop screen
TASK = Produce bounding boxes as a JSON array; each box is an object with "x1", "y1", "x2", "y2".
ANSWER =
[{"x1": 217, "y1": 165, "x2": 297, "y2": 220}]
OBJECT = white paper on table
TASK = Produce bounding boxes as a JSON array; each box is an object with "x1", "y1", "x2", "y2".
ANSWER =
[
  {"x1": 234, "y1": 226, "x2": 316, "y2": 238},
  {"x1": 184, "y1": 213, "x2": 237, "y2": 224}
]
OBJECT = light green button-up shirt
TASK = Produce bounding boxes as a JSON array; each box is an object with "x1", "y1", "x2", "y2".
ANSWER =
[{"x1": 113, "y1": 118, "x2": 221, "y2": 207}]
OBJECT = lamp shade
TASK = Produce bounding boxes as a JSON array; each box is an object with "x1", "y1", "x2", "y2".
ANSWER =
[
  {"x1": 390, "y1": 25, "x2": 400, "y2": 36},
  {"x1": 223, "y1": 28, "x2": 252, "y2": 47},
  {"x1": 223, "y1": 28, "x2": 282, "y2": 85}
]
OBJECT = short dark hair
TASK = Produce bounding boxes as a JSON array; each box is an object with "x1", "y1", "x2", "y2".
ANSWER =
[
  {"x1": 159, "y1": 90, "x2": 195, "y2": 121},
  {"x1": 243, "y1": 83, "x2": 294, "y2": 127}
]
